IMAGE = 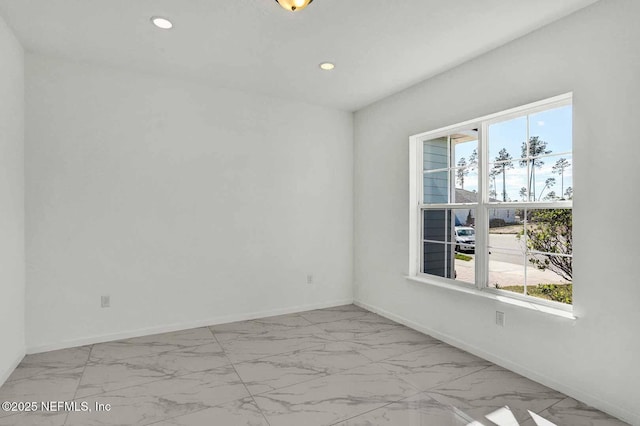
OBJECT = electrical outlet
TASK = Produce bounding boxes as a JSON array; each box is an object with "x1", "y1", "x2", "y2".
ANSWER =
[
  {"x1": 496, "y1": 311, "x2": 505, "y2": 327},
  {"x1": 306, "y1": 274, "x2": 314, "y2": 285},
  {"x1": 101, "y1": 295, "x2": 110, "y2": 308}
]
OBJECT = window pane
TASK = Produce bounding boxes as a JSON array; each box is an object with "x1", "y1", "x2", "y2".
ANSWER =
[
  {"x1": 525, "y1": 254, "x2": 572, "y2": 304},
  {"x1": 454, "y1": 208, "x2": 476, "y2": 229},
  {"x1": 454, "y1": 210, "x2": 476, "y2": 257},
  {"x1": 452, "y1": 132, "x2": 478, "y2": 171},
  {"x1": 422, "y1": 209, "x2": 476, "y2": 284},
  {"x1": 488, "y1": 162, "x2": 527, "y2": 203},
  {"x1": 489, "y1": 116, "x2": 527, "y2": 163},
  {"x1": 522, "y1": 208, "x2": 573, "y2": 305},
  {"x1": 489, "y1": 209, "x2": 524, "y2": 250},
  {"x1": 453, "y1": 167, "x2": 478, "y2": 202},
  {"x1": 423, "y1": 137, "x2": 448, "y2": 171},
  {"x1": 489, "y1": 248, "x2": 525, "y2": 293},
  {"x1": 423, "y1": 241, "x2": 453, "y2": 278},
  {"x1": 528, "y1": 105, "x2": 572, "y2": 157},
  {"x1": 423, "y1": 209, "x2": 453, "y2": 242},
  {"x1": 423, "y1": 171, "x2": 449, "y2": 204},
  {"x1": 526, "y1": 254, "x2": 572, "y2": 285},
  {"x1": 424, "y1": 209, "x2": 477, "y2": 242},
  {"x1": 523, "y1": 155, "x2": 573, "y2": 202},
  {"x1": 453, "y1": 250, "x2": 475, "y2": 285},
  {"x1": 490, "y1": 251, "x2": 572, "y2": 304},
  {"x1": 523, "y1": 208, "x2": 572, "y2": 257},
  {"x1": 422, "y1": 241, "x2": 475, "y2": 284}
]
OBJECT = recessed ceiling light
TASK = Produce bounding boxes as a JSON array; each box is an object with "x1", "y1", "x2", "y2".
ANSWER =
[
  {"x1": 151, "y1": 17, "x2": 173, "y2": 30},
  {"x1": 319, "y1": 62, "x2": 335, "y2": 71}
]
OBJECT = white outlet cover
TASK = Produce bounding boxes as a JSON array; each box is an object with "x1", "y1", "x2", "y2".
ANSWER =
[
  {"x1": 101, "y1": 295, "x2": 110, "y2": 308},
  {"x1": 496, "y1": 311, "x2": 505, "y2": 327}
]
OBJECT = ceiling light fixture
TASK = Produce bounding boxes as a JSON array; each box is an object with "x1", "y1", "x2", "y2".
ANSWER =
[
  {"x1": 151, "y1": 16, "x2": 173, "y2": 29},
  {"x1": 319, "y1": 62, "x2": 335, "y2": 71},
  {"x1": 274, "y1": 0, "x2": 314, "y2": 12}
]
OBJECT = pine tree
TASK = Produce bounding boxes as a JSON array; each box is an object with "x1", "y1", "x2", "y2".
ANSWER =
[
  {"x1": 520, "y1": 136, "x2": 551, "y2": 200},
  {"x1": 538, "y1": 177, "x2": 556, "y2": 201},
  {"x1": 519, "y1": 187, "x2": 527, "y2": 201},
  {"x1": 492, "y1": 148, "x2": 514, "y2": 202},
  {"x1": 466, "y1": 209, "x2": 474, "y2": 226},
  {"x1": 564, "y1": 186, "x2": 573, "y2": 199},
  {"x1": 552, "y1": 158, "x2": 571, "y2": 198},
  {"x1": 456, "y1": 157, "x2": 468, "y2": 189}
]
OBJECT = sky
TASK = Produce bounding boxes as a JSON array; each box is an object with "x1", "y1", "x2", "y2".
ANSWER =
[{"x1": 451, "y1": 105, "x2": 573, "y2": 201}]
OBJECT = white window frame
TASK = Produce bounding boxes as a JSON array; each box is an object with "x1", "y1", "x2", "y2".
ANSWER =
[{"x1": 409, "y1": 93, "x2": 573, "y2": 311}]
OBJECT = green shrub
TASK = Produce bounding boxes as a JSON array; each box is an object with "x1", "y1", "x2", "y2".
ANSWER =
[
  {"x1": 495, "y1": 283, "x2": 572, "y2": 304},
  {"x1": 455, "y1": 253, "x2": 472, "y2": 261},
  {"x1": 534, "y1": 284, "x2": 572, "y2": 304},
  {"x1": 489, "y1": 218, "x2": 507, "y2": 228},
  {"x1": 520, "y1": 209, "x2": 572, "y2": 280}
]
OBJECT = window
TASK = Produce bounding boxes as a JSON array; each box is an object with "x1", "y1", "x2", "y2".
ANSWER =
[{"x1": 409, "y1": 94, "x2": 573, "y2": 307}]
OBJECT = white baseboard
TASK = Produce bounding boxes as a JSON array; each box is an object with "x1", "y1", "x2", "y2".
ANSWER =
[
  {"x1": 354, "y1": 299, "x2": 639, "y2": 426},
  {"x1": 25, "y1": 298, "x2": 353, "y2": 355},
  {"x1": 0, "y1": 351, "x2": 25, "y2": 387}
]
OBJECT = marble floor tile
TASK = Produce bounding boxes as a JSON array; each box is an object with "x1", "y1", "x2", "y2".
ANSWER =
[
  {"x1": 234, "y1": 341, "x2": 373, "y2": 395},
  {"x1": 253, "y1": 363, "x2": 420, "y2": 426},
  {"x1": 377, "y1": 343, "x2": 492, "y2": 391},
  {"x1": 350, "y1": 327, "x2": 440, "y2": 362},
  {"x1": 211, "y1": 314, "x2": 313, "y2": 342},
  {"x1": 336, "y1": 392, "x2": 480, "y2": 425},
  {"x1": 426, "y1": 365, "x2": 566, "y2": 424},
  {"x1": 0, "y1": 367, "x2": 83, "y2": 418},
  {"x1": 7, "y1": 346, "x2": 91, "y2": 382},
  {"x1": 217, "y1": 325, "x2": 335, "y2": 363},
  {"x1": 77, "y1": 342, "x2": 229, "y2": 398},
  {"x1": 351, "y1": 311, "x2": 406, "y2": 327},
  {"x1": 0, "y1": 411, "x2": 68, "y2": 426},
  {"x1": 66, "y1": 365, "x2": 249, "y2": 426},
  {"x1": 297, "y1": 305, "x2": 369, "y2": 324},
  {"x1": 0, "y1": 306, "x2": 627, "y2": 426},
  {"x1": 313, "y1": 312, "x2": 404, "y2": 341},
  {"x1": 152, "y1": 397, "x2": 269, "y2": 426},
  {"x1": 89, "y1": 327, "x2": 216, "y2": 362},
  {"x1": 133, "y1": 342, "x2": 228, "y2": 375},
  {"x1": 521, "y1": 397, "x2": 630, "y2": 426},
  {"x1": 76, "y1": 360, "x2": 166, "y2": 399}
]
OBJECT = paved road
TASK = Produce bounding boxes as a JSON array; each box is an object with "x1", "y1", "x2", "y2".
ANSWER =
[
  {"x1": 456, "y1": 233, "x2": 569, "y2": 286},
  {"x1": 458, "y1": 233, "x2": 525, "y2": 265},
  {"x1": 489, "y1": 233, "x2": 526, "y2": 265}
]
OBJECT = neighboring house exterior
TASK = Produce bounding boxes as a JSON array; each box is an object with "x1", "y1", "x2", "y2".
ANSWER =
[
  {"x1": 453, "y1": 188, "x2": 518, "y2": 226},
  {"x1": 489, "y1": 206, "x2": 518, "y2": 223}
]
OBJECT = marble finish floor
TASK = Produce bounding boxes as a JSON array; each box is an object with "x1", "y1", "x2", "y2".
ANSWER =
[{"x1": 0, "y1": 305, "x2": 628, "y2": 426}]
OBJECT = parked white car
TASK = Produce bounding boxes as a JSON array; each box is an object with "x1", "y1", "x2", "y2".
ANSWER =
[{"x1": 454, "y1": 226, "x2": 475, "y2": 252}]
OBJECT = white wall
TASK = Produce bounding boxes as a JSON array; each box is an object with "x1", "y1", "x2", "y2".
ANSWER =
[
  {"x1": 354, "y1": 0, "x2": 639, "y2": 423},
  {"x1": 25, "y1": 54, "x2": 353, "y2": 352},
  {"x1": 0, "y1": 15, "x2": 25, "y2": 384}
]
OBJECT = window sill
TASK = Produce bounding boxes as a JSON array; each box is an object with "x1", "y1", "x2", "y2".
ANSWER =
[{"x1": 404, "y1": 275, "x2": 576, "y2": 320}]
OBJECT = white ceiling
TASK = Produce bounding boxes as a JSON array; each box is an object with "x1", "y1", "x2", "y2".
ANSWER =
[{"x1": 0, "y1": 0, "x2": 598, "y2": 111}]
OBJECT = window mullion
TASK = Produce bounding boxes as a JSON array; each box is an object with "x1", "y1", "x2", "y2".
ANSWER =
[
  {"x1": 409, "y1": 136, "x2": 422, "y2": 277},
  {"x1": 476, "y1": 123, "x2": 489, "y2": 290},
  {"x1": 417, "y1": 140, "x2": 424, "y2": 275}
]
